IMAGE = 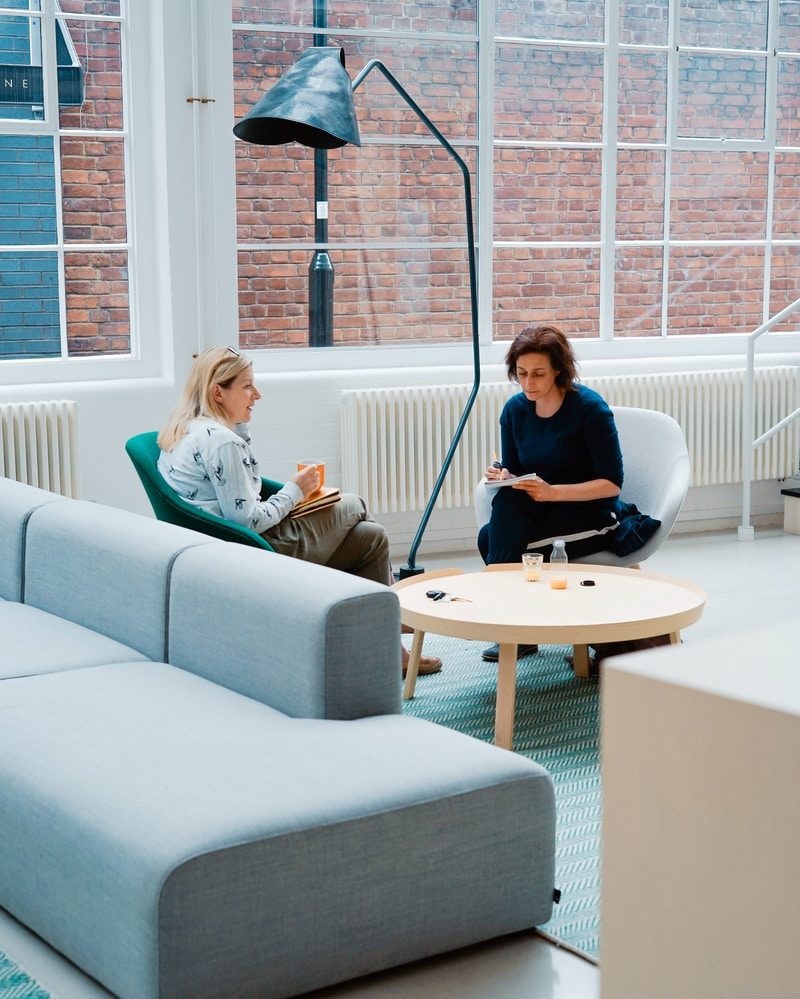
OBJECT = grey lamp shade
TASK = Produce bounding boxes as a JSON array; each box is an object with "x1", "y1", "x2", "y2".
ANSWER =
[{"x1": 233, "y1": 47, "x2": 361, "y2": 149}]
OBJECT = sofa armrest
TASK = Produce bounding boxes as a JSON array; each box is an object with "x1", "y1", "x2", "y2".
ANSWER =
[{"x1": 167, "y1": 543, "x2": 401, "y2": 719}]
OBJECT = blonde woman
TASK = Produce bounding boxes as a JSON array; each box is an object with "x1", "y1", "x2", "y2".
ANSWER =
[{"x1": 158, "y1": 346, "x2": 441, "y2": 676}]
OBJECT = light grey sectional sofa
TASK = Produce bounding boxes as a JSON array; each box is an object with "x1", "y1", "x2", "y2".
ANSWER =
[{"x1": 0, "y1": 475, "x2": 556, "y2": 999}]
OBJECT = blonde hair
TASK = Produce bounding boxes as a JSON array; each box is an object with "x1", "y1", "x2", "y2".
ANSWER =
[{"x1": 158, "y1": 346, "x2": 252, "y2": 452}]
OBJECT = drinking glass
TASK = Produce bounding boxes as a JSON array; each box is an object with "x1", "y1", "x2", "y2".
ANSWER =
[{"x1": 522, "y1": 552, "x2": 543, "y2": 582}]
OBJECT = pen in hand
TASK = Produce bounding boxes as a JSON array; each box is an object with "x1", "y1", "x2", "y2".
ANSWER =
[{"x1": 492, "y1": 451, "x2": 503, "y2": 470}]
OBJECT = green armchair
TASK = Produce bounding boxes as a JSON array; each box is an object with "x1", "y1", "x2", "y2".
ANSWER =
[{"x1": 125, "y1": 431, "x2": 282, "y2": 552}]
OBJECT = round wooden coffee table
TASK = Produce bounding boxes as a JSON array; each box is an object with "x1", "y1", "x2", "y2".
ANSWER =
[{"x1": 393, "y1": 564, "x2": 706, "y2": 751}]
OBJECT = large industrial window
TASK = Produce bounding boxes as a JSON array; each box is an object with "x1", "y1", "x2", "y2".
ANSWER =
[
  {"x1": 0, "y1": 0, "x2": 129, "y2": 361},
  {"x1": 233, "y1": 0, "x2": 800, "y2": 348}
]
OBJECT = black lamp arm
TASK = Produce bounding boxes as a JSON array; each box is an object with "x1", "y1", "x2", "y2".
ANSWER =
[{"x1": 352, "y1": 61, "x2": 482, "y2": 577}]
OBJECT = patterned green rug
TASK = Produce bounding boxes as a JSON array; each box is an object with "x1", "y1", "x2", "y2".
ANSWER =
[
  {"x1": 402, "y1": 635, "x2": 601, "y2": 960},
  {"x1": 0, "y1": 952, "x2": 52, "y2": 999}
]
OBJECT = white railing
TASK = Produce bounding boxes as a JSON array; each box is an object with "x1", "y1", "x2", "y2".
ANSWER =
[{"x1": 739, "y1": 296, "x2": 800, "y2": 540}]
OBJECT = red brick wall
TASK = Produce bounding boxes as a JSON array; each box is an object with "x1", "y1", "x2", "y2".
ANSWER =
[
  {"x1": 65, "y1": 251, "x2": 129, "y2": 355},
  {"x1": 58, "y1": 9, "x2": 129, "y2": 356},
  {"x1": 238, "y1": 247, "x2": 472, "y2": 347},
  {"x1": 231, "y1": 0, "x2": 477, "y2": 34},
  {"x1": 60, "y1": 137, "x2": 126, "y2": 243},
  {"x1": 227, "y1": 5, "x2": 800, "y2": 348},
  {"x1": 28, "y1": 5, "x2": 799, "y2": 357}
]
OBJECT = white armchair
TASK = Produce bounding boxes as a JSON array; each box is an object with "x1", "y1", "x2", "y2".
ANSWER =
[{"x1": 474, "y1": 406, "x2": 691, "y2": 568}]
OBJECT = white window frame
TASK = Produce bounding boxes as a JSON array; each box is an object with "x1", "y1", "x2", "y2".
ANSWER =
[
  {"x1": 0, "y1": 0, "x2": 226, "y2": 386},
  {"x1": 2, "y1": 0, "x2": 798, "y2": 386},
  {"x1": 223, "y1": 0, "x2": 800, "y2": 375}
]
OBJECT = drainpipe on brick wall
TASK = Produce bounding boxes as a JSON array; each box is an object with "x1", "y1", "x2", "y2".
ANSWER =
[{"x1": 308, "y1": 0, "x2": 334, "y2": 347}]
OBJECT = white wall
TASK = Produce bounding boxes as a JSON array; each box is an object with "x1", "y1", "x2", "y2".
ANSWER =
[{"x1": 1, "y1": 349, "x2": 794, "y2": 563}]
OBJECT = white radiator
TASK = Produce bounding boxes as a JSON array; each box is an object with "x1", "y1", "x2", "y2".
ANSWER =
[
  {"x1": 341, "y1": 367, "x2": 800, "y2": 513},
  {"x1": 0, "y1": 400, "x2": 80, "y2": 498}
]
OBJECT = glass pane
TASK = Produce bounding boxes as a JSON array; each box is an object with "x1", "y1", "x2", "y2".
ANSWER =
[
  {"x1": 769, "y1": 247, "x2": 800, "y2": 332},
  {"x1": 680, "y1": 0, "x2": 768, "y2": 51},
  {"x1": 60, "y1": 137, "x2": 126, "y2": 243},
  {"x1": 494, "y1": 148, "x2": 601, "y2": 241},
  {"x1": 0, "y1": 14, "x2": 43, "y2": 122},
  {"x1": 232, "y1": 0, "x2": 477, "y2": 34},
  {"x1": 493, "y1": 247, "x2": 600, "y2": 340},
  {"x1": 495, "y1": 0, "x2": 605, "y2": 43},
  {"x1": 773, "y1": 154, "x2": 800, "y2": 239},
  {"x1": 776, "y1": 57, "x2": 800, "y2": 146},
  {"x1": 0, "y1": 251, "x2": 60, "y2": 359},
  {"x1": 667, "y1": 245, "x2": 764, "y2": 335},
  {"x1": 237, "y1": 247, "x2": 473, "y2": 348},
  {"x1": 59, "y1": 2, "x2": 121, "y2": 15},
  {"x1": 331, "y1": 144, "x2": 475, "y2": 242},
  {"x1": 495, "y1": 45, "x2": 603, "y2": 142},
  {"x1": 0, "y1": 135, "x2": 57, "y2": 245},
  {"x1": 65, "y1": 250, "x2": 130, "y2": 355},
  {"x1": 670, "y1": 151, "x2": 767, "y2": 241},
  {"x1": 236, "y1": 143, "x2": 314, "y2": 243},
  {"x1": 58, "y1": 18, "x2": 123, "y2": 130},
  {"x1": 618, "y1": 50, "x2": 667, "y2": 143},
  {"x1": 615, "y1": 247, "x2": 663, "y2": 336},
  {"x1": 616, "y1": 149, "x2": 665, "y2": 240},
  {"x1": 234, "y1": 34, "x2": 476, "y2": 143},
  {"x1": 238, "y1": 144, "x2": 475, "y2": 244},
  {"x1": 620, "y1": 0, "x2": 669, "y2": 46},
  {"x1": 677, "y1": 53, "x2": 766, "y2": 139},
  {"x1": 779, "y1": 1, "x2": 800, "y2": 52}
]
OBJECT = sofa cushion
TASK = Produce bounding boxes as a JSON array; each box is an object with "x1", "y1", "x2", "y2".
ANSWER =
[
  {"x1": 0, "y1": 602, "x2": 148, "y2": 679},
  {"x1": 23, "y1": 499, "x2": 216, "y2": 662},
  {"x1": 0, "y1": 477, "x2": 66, "y2": 602},
  {"x1": 169, "y1": 543, "x2": 402, "y2": 720},
  {"x1": 0, "y1": 662, "x2": 555, "y2": 999}
]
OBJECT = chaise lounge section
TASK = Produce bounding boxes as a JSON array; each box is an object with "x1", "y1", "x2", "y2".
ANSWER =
[{"x1": 0, "y1": 476, "x2": 556, "y2": 999}]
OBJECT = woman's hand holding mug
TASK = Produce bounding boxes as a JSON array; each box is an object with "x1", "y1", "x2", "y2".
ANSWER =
[{"x1": 292, "y1": 463, "x2": 322, "y2": 497}]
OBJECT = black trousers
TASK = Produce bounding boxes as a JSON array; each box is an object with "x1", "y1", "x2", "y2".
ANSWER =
[{"x1": 478, "y1": 486, "x2": 619, "y2": 564}]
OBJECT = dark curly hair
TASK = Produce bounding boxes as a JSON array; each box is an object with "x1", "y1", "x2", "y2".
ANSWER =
[{"x1": 505, "y1": 324, "x2": 578, "y2": 392}]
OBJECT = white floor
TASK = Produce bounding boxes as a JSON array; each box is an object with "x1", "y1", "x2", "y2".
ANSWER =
[{"x1": 3, "y1": 526, "x2": 799, "y2": 999}]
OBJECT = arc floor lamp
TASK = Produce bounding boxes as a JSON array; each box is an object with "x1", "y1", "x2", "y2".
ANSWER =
[{"x1": 233, "y1": 46, "x2": 480, "y2": 577}]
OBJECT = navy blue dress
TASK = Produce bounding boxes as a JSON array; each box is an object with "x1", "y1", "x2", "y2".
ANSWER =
[{"x1": 479, "y1": 384, "x2": 625, "y2": 563}]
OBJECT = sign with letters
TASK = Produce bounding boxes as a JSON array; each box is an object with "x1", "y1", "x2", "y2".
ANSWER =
[{"x1": 0, "y1": 65, "x2": 83, "y2": 106}]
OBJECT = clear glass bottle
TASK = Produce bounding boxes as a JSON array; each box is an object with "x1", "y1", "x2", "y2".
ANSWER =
[{"x1": 549, "y1": 539, "x2": 568, "y2": 586}]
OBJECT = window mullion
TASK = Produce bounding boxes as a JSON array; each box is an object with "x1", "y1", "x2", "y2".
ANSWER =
[
  {"x1": 763, "y1": 0, "x2": 780, "y2": 325},
  {"x1": 39, "y1": 0, "x2": 59, "y2": 137},
  {"x1": 479, "y1": 0, "x2": 495, "y2": 347},
  {"x1": 38, "y1": 0, "x2": 67, "y2": 358},
  {"x1": 660, "y1": 0, "x2": 682, "y2": 338},
  {"x1": 599, "y1": 0, "x2": 619, "y2": 341}
]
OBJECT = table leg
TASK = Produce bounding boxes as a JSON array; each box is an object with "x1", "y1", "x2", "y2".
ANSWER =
[
  {"x1": 669, "y1": 632, "x2": 681, "y2": 645},
  {"x1": 572, "y1": 644, "x2": 591, "y2": 679},
  {"x1": 402, "y1": 629, "x2": 425, "y2": 700},
  {"x1": 495, "y1": 643, "x2": 518, "y2": 751}
]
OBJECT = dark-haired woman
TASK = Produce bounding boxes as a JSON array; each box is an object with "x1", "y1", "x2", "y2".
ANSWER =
[{"x1": 479, "y1": 323, "x2": 624, "y2": 569}]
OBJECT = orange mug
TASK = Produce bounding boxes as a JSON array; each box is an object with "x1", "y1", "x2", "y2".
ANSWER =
[{"x1": 297, "y1": 461, "x2": 325, "y2": 488}]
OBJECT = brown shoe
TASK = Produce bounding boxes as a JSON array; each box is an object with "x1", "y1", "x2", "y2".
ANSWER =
[{"x1": 402, "y1": 655, "x2": 442, "y2": 678}]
